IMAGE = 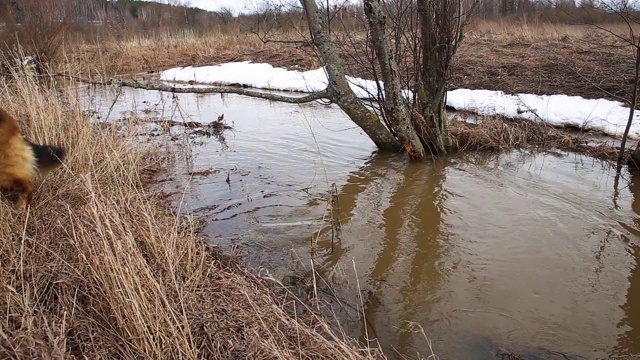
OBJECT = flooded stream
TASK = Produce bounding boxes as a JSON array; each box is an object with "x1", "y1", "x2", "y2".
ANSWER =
[{"x1": 81, "y1": 85, "x2": 640, "y2": 359}]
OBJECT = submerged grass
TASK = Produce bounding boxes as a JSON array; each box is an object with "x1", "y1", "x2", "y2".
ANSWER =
[
  {"x1": 0, "y1": 67, "x2": 380, "y2": 358},
  {"x1": 450, "y1": 114, "x2": 623, "y2": 161}
]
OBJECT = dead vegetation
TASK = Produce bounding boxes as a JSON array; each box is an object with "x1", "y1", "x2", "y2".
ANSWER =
[
  {"x1": 61, "y1": 20, "x2": 636, "y2": 104},
  {"x1": 65, "y1": 29, "x2": 319, "y2": 77},
  {"x1": 452, "y1": 20, "x2": 638, "y2": 102},
  {"x1": 0, "y1": 66, "x2": 380, "y2": 359},
  {"x1": 450, "y1": 114, "x2": 624, "y2": 161}
]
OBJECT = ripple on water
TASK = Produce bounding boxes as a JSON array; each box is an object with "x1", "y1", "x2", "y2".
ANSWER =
[{"x1": 81, "y1": 85, "x2": 640, "y2": 359}]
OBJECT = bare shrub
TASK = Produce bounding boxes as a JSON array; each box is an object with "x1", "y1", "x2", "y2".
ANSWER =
[{"x1": 0, "y1": 0, "x2": 75, "y2": 72}]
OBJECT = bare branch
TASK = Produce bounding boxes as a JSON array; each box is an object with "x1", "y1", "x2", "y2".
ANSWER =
[
  {"x1": 564, "y1": 64, "x2": 631, "y2": 105},
  {"x1": 456, "y1": 0, "x2": 482, "y2": 48},
  {"x1": 55, "y1": 73, "x2": 329, "y2": 104},
  {"x1": 618, "y1": 38, "x2": 640, "y2": 163},
  {"x1": 260, "y1": 38, "x2": 313, "y2": 45},
  {"x1": 555, "y1": 4, "x2": 638, "y2": 47}
]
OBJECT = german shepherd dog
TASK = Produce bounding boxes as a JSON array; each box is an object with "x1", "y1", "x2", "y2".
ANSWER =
[{"x1": 0, "y1": 107, "x2": 65, "y2": 210}]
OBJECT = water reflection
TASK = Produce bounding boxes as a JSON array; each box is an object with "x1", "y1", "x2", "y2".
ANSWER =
[
  {"x1": 614, "y1": 171, "x2": 640, "y2": 357},
  {"x1": 307, "y1": 153, "x2": 449, "y2": 354},
  {"x1": 311, "y1": 151, "x2": 640, "y2": 359},
  {"x1": 372, "y1": 159, "x2": 448, "y2": 354},
  {"x1": 315, "y1": 154, "x2": 402, "y2": 268}
]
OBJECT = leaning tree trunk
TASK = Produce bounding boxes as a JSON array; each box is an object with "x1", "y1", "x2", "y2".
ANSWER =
[
  {"x1": 300, "y1": 0, "x2": 401, "y2": 152},
  {"x1": 363, "y1": 0, "x2": 426, "y2": 160}
]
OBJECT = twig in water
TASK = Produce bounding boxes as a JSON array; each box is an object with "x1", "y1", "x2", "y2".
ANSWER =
[
  {"x1": 329, "y1": 182, "x2": 341, "y2": 252},
  {"x1": 104, "y1": 84, "x2": 123, "y2": 123}
]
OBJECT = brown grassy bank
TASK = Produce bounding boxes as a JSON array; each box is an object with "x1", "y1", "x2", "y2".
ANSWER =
[
  {"x1": 64, "y1": 29, "x2": 319, "y2": 78},
  {"x1": 453, "y1": 21, "x2": 637, "y2": 101},
  {"x1": 64, "y1": 20, "x2": 637, "y2": 103},
  {"x1": 449, "y1": 114, "x2": 623, "y2": 162},
  {"x1": 0, "y1": 68, "x2": 380, "y2": 359}
]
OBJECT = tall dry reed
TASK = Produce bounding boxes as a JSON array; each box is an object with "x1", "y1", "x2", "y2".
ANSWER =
[{"x1": 0, "y1": 65, "x2": 379, "y2": 359}]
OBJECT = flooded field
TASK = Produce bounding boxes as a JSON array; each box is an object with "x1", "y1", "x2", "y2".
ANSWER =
[{"x1": 81, "y1": 85, "x2": 640, "y2": 359}]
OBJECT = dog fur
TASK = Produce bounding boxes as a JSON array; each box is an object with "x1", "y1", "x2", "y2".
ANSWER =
[{"x1": 0, "y1": 107, "x2": 65, "y2": 210}]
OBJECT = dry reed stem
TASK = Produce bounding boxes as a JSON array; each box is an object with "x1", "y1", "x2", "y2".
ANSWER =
[{"x1": 0, "y1": 65, "x2": 379, "y2": 359}]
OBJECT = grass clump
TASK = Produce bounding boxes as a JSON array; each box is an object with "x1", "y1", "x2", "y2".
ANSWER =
[
  {"x1": 0, "y1": 67, "x2": 379, "y2": 359},
  {"x1": 450, "y1": 114, "x2": 622, "y2": 161}
]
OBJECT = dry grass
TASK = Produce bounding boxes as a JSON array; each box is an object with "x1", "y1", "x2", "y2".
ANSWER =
[
  {"x1": 466, "y1": 19, "x2": 639, "y2": 42},
  {"x1": 66, "y1": 28, "x2": 319, "y2": 76},
  {"x1": 450, "y1": 114, "x2": 623, "y2": 161},
  {"x1": 453, "y1": 20, "x2": 636, "y2": 101},
  {"x1": 53, "y1": 20, "x2": 639, "y2": 103},
  {"x1": 0, "y1": 66, "x2": 380, "y2": 359}
]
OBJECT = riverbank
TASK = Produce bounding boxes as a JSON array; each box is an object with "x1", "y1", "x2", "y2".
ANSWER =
[
  {"x1": 67, "y1": 20, "x2": 636, "y2": 102},
  {"x1": 0, "y1": 68, "x2": 381, "y2": 359}
]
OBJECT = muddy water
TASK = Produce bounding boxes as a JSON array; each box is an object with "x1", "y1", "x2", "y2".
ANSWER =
[{"x1": 81, "y1": 85, "x2": 640, "y2": 359}]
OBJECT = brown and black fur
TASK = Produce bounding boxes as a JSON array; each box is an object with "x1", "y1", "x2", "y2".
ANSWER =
[{"x1": 0, "y1": 107, "x2": 65, "y2": 210}]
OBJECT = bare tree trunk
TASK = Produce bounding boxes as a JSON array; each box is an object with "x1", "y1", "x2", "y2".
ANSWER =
[
  {"x1": 363, "y1": 0, "x2": 426, "y2": 160},
  {"x1": 417, "y1": 0, "x2": 452, "y2": 154},
  {"x1": 619, "y1": 37, "x2": 640, "y2": 166},
  {"x1": 300, "y1": 0, "x2": 401, "y2": 152},
  {"x1": 416, "y1": 76, "x2": 449, "y2": 153},
  {"x1": 416, "y1": 0, "x2": 477, "y2": 154}
]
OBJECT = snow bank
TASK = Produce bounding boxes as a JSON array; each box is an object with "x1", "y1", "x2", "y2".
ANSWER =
[
  {"x1": 160, "y1": 61, "x2": 640, "y2": 139},
  {"x1": 161, "y1": 62, "x2": 381, "y2": 99},
  {"x1": 447, "y1": 89, "x2": 640, "y2": 139}
]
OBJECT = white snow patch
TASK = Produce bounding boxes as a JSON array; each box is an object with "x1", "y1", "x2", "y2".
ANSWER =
[
  {"x1": 447, "y1": 89, "x2": 640, "y2": 139},
  {"x1": 160, "y1": 61, "x2": 381, "y2": 98},
  {"x1": 160, "y1": 61, "x2": 640, "y2": 139}
]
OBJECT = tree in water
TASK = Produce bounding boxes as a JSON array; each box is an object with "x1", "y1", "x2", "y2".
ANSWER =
[
  {"x1": 85, "y1": 0, "x2": 477, "y2": 161},
  {"x1": 300, "y1": 0, "x2": 478, "y2": 160},
  {"x1": 415, "y1": 0, "x2": 476, "y2": 154}
]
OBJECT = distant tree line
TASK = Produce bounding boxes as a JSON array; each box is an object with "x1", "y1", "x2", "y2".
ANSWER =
[
  {"x1": 2, "y1": 0, "x2": 637, "y2": 46},
  {"x1": 477, "y1": 0, "x2": 640, "y2": 22},
  {"x1": 0, "y1": 0, "x2": 235, "y2": 42}
]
